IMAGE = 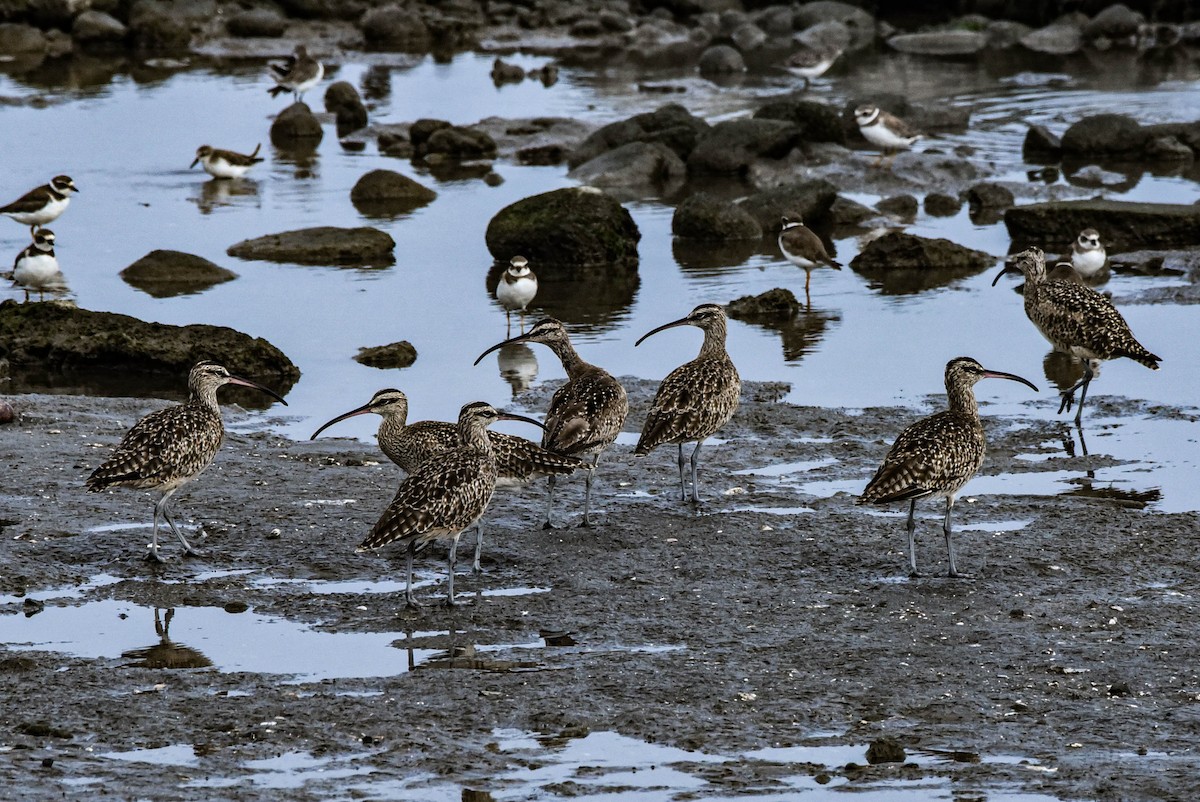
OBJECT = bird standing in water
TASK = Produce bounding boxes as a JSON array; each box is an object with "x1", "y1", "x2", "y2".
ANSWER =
[
  {"x1": 268, "y1": 45, "x2": 324, "y2": 102},
  {"x1": 778, "y1": 215, "x2": 841, "y2": 306},
  {"x1": 495, "y1": 255, "x2": 538, "y2": 335}
]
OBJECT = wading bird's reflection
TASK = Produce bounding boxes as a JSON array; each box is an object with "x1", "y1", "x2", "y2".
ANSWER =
[
  {"x1": 496, "y1": 343, "x2": 538, "y2": 397},
  {"x1": 192, "y1": 179, "x2": 260, "y2": 216},
  {"x1": 121, "y1": 608, "x2": 213, "y2": 670}
]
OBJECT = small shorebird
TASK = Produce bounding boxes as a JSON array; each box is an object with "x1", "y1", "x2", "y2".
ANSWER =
[
  {"x1": 268, "y1": 45, "x2": 324, "y2": 102},
  {"x1": 85, "y1": 361, "x2": 287, "y2": 562},
  {"x1": 311, "y1": 388, "x2": 582, "y2": 572},
  {"x1": 1070, "y1": 228, "x2": 1107, "y2": 278},
  {"x1": 782, "y1": 43, "x2": 842, "y2": 88},
  {"x1": 854, "y1": 104, "x2": 921, "y2": 166},
  {"x1": 862, "y1": 357, "x2": 1038, "y2": 577},
  {"x1": 357, "y1": 402, "x2": 544, "y2": 607},
  {"x1": 11, "y1": 229, "x2": 66, "y2": 301},
  {"x1": 778, "y1": 215, "x2": 841, "y2": 305},
  {"x1": 496, "y1": 255, "x2": 538, "y2": 335},
  {"x1": 1, "y1": 176, "x2": 78, "y2": 234},
  {"x1": 191, "y1": 144, "x2": 264, "y2": 179},
  {"x1": 475, "y1": 318, "x2": 628, "y2": 528},
  {"x1": 635, "y1": 304, "x2": 741, "y2": 504},
  {"x1": 993, "y1": 246, "x2": 1160, "y2": 424}
]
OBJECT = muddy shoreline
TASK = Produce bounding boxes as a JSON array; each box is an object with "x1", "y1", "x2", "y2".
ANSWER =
[{"x1": 1, "y1": 380, "x2": 1197, "y2": 800}]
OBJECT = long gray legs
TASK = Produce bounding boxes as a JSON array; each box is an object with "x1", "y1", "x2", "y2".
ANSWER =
[
  {"x1": 674, "y1": 441, "x2": 706, "y2": 503},
  {"x1": 943, "y1": 495, "x2": 961, "y2": 578},
  {"x1": 1058, "y1": 359, "x2": 1095, "y2": 424},
  {"x1": 580, "y1": 453, "x2": 601, "y2": 527},
  {"x1": 676, "y1": 444, "x2": 687, "y2": 500},
  {"x1": 543, "y1": 474, "x2": 558, "y2": 529},
  {"x1": 403, "y1": 543, "x2": 418, "y2": 608},
  {"x1": 445, "y1": 535, "x2": 461, "y2": 606},
  {"x1": 148, "y1": 489, "x2": 201, "y2": 562},
  {"x1": 905, "y1": 499, "x2": 918, "y2": 576},
  {"x1": 471, "y1": 523, "x2": 484, "y2": 574}
]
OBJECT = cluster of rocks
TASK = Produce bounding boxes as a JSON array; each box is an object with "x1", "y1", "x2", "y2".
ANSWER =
[{"x1": 1025, "y1": 113, "x2": 1200, "y2": 167}]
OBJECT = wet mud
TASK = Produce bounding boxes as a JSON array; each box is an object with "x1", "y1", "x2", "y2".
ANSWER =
[{"x1": 2, "y1": 380, "x2": 1198, "y2": 800}]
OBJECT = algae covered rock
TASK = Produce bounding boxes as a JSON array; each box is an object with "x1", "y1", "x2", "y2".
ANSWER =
[
  {"x1": 228, "y1": 226, "x2": 395, "y2": 266},
  {"x1": 485, "y1": 187, "x2": 640, "y2": 267},
  {"x1": 120, "y1": 250, "x2": 237, "y2": 298}
]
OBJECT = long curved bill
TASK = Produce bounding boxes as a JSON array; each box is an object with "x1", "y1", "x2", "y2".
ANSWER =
[
  {"x1": 982, "y1": 369, "x2": 1039, "y2": 393},
  {"x1": 474, "y1": 332, "x2": 532, "y2": 366},
  {"x1": 310, "y1": 402, "x2": 372, "y2": 440},
  {"x1": 227, "y1": 375, "x2": 288, "y2": 405},
  {"x1": 991, "y1": 263, "x2": 1021, "y2": 286},
  {"x1": 497, "y1": 411, "x2": 547, "y2": 431},
  {"x1": 635, "y1": 316, "x2": 690, "y2": 347}
]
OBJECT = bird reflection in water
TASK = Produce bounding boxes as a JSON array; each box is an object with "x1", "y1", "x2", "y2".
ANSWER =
[
  {"x1": 192, "y1": 178, "x2": 259, "y2": 216},
  {"x1": 496, "y1": 343, "x2": 538, "y2": 397},
  {"x1": 121, "y1": 608, "x2": 213, "y2": 670}
]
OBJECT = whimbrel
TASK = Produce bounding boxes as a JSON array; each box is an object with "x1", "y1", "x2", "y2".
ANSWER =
[
  {"x1": 475, "y1": 318, "x2": 629, "y2": 528},
  {"x1": 862, "y1": 357, "x2": 1038, "y2": 577},
  {"x1": 993, "y1": 246, "x2": 1160, "y2": 424},
  {"x1": 782, "y1": 44, "x2": 842, "y2": 89},
  {"x1": 268, "y1": 45, "x2": 323, "y2": 102},
  {"x1": 310, "y1": 388, "x2": 583, "y2": 572},
  {"x1": 86, "y1": 361, "x2": 287, "y2": 562},
  {"x1": 778, "y1": 215, "x2": 841, "y2": 305},
  {"x1": 496, "y1": 255, "x2": 538, "y2": 335},
  {"x1": 11, "y1": 229, "x2": 66, "y2": 301},
  {"x1": 1, "y1": 175, "x2": 78, "y2": 235},
  {"x1": 634, "y1": 304, "x2": 741, "y2": 504},
  {"x1": 191, "y1": 144, "x2": 264, "y2": 179},
  {"x1": 357, "y1": 402, "x2": 543, "y2": 607},
  {"x1": 1070, "y1": 228, "x2": 1106, "y2": 278},
  {"x1": 854, "y1": 105, "x2": 921, "y2": 167}
]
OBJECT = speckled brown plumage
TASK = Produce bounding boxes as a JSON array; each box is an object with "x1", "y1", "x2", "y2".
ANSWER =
[
  {"x1": 475, "y1": 318, "x2": 629, "y2": 528},
  {"x1": 998, "y1": 246, "x2": 1160, "y2": 422},
  {"x1": 862, "y1": 357, "x2": 1038, "y2": 577},
  {"x1": 86, "y1": 360, "x2": 287, "y2": 561},
  {"x1": 357, "y1": 402, "x2": 524, "y2": 607},
  {"x1": 635, "y1": 304, "x2": 741, "y2": 503}
]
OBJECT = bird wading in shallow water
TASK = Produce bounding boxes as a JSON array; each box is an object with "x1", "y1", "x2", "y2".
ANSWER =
[
  {"x1": 11, "y1": 229, "x2": 66, "y2": 301},
  {"x1": 1, "y1": 175, "x2": 78, "y2": 235},
  {"x1": 191, "y1": 144, "x2": 264, "y2": 179},
  {"x1": 475, "y1": 318, "x2": 628, "y2": 529},
  {"x1": 635, "y1": 304, "x2": 741, "y2": 505},
  {"x1": 310, "y1": 388, "x2": 582, "y2": 573},
  {"x1": 993, "y1": 246, "x2": 1160, "y2": 424},
  {"x1": 268, "y1": 45, "x2": 323, "y2": 102},
  {"x1": 356, "y1": 402, "x2": 544, "y2": 607},
  {"x1": 854, "y1": 104, "x2": 921, "y2": 167},
  {"x1": 778, "y1": 215, "x2": 841, "y2": 306},
  {"x1": 782, "y1": 43, "x2": 842, "y2": 88},
  {"x1": 85, "y1": 361, "x2": 287, "y2": 562},
  {"x1": 861, "y1": 357, "x2": 1038, "y2": 578},
  {"x1": 495, "y1": 255, "x2": 538, "y2": 335}
]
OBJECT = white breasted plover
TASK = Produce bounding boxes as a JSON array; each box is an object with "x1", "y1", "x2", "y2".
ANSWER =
[
  {"x1": 854, "y1": 104, "x2": 922, "y2": 166},
  {"x1": 778, "y1": 215, "x2": 841, "y2": 303},
  {"x1": 191, "y1": 144, "x2": 264, "y2": 179},
  {"x1": 1070, "y1": 228, "x2": 1107, "y2": 278},
  {"x1": 11, "y1": 228, "x2": 66, "y2": 301},
  {"x1": 496, "y1": 255, "x2": 538, "y2": 334},
  {"x1": 783, "y1": 44, "x2": 842, "y2": 88},
  {"x1": 1, "y1": 175, "x2": 78, "y2": 234},
  {"x1": 268, "y1": 45, "x2": 323, "y2": 102}
]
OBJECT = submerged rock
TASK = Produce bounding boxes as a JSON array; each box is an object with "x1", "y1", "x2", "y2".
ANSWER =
[
  {"x1": 753, "y1": 99, "x2": 845, "y2": 145},
  {"x1": 226, "y1": 9, "x2": 287, "y2": 38},
  {"x1": 698, "y1": 44, "x2": 746, "y2": 76},
  {"x1": 1061, "y1": 114, "x2": 1148, "y2": 157},
  {"x1": 228, "y1": 227, "x2": 396, "y2": 266},
  {"x1": 737, "y1": 180, "x2": 839, "y2": 230},
  {"x1": 485, "y1": 187, "x2": 640, "y2": 267},
  {"x1": 568, "y1": 104, "x2": 710, "y2": 167},
  {"x1": 361, "y1": 5, "x2": 431, "y2": 52},
  {"x1": 324, "y1": 81, "x2": 368, "y2": 135},
  {"x1": 887, "y1": 30, "x2": 988, "y2": 56},
  {"x1": 270, "y1": 102, "x2": 324, "y2": 145},
  {"x1": 1005, "y1": 199, "x2": 1200, "y2": 251},
  {"x1": 726, "y1": 288, "x2": 802, "y2": 321},
  {"x1": 688, "y1": 118, "x2": 802, "y2": 174},
  {"x1": 1023, "y1": 124, "x2": 1063, "y2": 162},
  {"x1": 349, "y1": 170, "x2": 436, "y2": 217},
  {"x1": 355, "y1": 341, "x2": 417, "y2": 369},
  {"x1": 672, "y1": 193, "x2": 762, "y2": 241},
  {"x1": 567, "y1": 142, "x2": 686, "y2": 191},
  {"x1": 72, "y1": 11, "x2": 129, "y2": 45},
  {"x1": 851, "y1": 231, "x2": 993, "y2": 294},
  {"x1": 120, "y1": 250, "x2": 238, "y2": 298}
]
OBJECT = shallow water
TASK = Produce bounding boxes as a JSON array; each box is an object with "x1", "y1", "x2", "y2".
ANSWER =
[{"x1": 2, "y1": 50, "x2": 1198, "y2": 511}]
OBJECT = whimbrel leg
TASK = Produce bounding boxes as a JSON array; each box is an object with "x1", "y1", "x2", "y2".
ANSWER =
[
  {"x1": 471, "y1": 523, "x2": 484, "y2": 575},
  {"x1": 542, "y1": 474, "x2": 558, "y2": 529},
  {"x1": 905, "y1": 499, "x2": 919, "y2": 577},
  {"x1": 403, "y1": 544, "x2": 419, "y2": 608},
  {"x1": 157, "y1": 490, "x2": 202, "y2": 557},
  {"x1": 581, "y1": 453, "x2": 603, "y2": 527},
  {"x1": 689, "y1": 440, "x2": 705, "y2": 504},
  {"x1": 676, "y1": 443, "x2": 688, "y2": 501},
  {"x1": 943, "y1": 496, "x2": 961, "y2": 578},
  {"x1": 1057, "y1": 360, "x2": 1095, "y2": 423},
  {"x1": 445, "y1": 534, "x2": 461, "y2": 606}
]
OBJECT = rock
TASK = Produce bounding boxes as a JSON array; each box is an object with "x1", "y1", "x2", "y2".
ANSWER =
[
  {"x1": 72, "y1": 11, "x2": 128, "y2": 45},
  {"x1": 1020, "y1": 20, "x2": 1084, "y2": 54},
  {"x1": 127, "y1": 1, "x2": 194, "y2": 50},
  {"x1": 731, "y1": 22, "x2": 767, "y2": 52},
  {"x1": 421, "y1": 126, "x2": 497, "y2": 161},
  {"x1": 850, "y1": 231, "x2": 993, "y2": 294},
  {"x1": 866, "y1": 737, "x2": 906, "y2": 765},
  {"x1": 1144, "y1": 135, "x2": 1194, "y2": 162},
  {"x1": 688, "y1": 118, "x2": 802, "y2": 174},
  {"x1": 226, "y1": 9, "x2": 287, "y2": 38},
  {"x1": 490, "y1": 57, "x2": 524, "y2": 84},
  {"x1": 567, "y1": 142, "x2": 686, "y2": 190},
  {"x1": 0, "y1": 401, "x2": 12, "y2": 424},
  {"x1": 599, "y1": 10, "x2": 633, "y2": 32},
  {"x1": 517, "y1": 145, "x2": 567, "y2": 166},
  {"x1": 324, "y1": 81, "x2": 368, "y2": 135},
  {"x1": 794, "y1": 2, "x2": 875, "y2": 49},
  {"x1": 796, "y1": 20, "x2": 853, "y2": 51},
  {"x1": 120, "y1": 250, "x2": 238, "y2": 298},
  {"x1": 965, "y1": 182, "x2": 1014, "y2": 212},
  {"x1": 672, "y1": 193, "x2": 762, "y2": 241},
  {"x1": 270, "y1": 102, "x2": 324, "y2": 145},
  {"x1": 737, "y1": 180, "x2": 839, "y2": 230},
  {"x1": 277, "y1": 0, "x2": 368, "y2": 19},
  {"x1": 0, "y1": 23, "x2": 46, "y2": 54},
  {"x1": 1061, "y1": 114, "x2": 1147, "y2": 157},
  {"x1": 1023, "y1": 124, "x2": 1062, "y2": 163},
  {"x1": 828, "y1": 196, "x2": 877, "y2": 226},
  {"x1": 1004, "y1": 199, "x2": 1200, "y2": 251},
  {"x1": 924, "y1": 192, "x2": 962, "y2": 217},
  {"x1": 887, "y1": 30, "x2": 988, "y2": 56},
  {"x1": 877, "y1": 194, "x2": 918, "y2": 221},
  {"x1": 0, "y1": 299, "x2": 299, "y2": 384},
  {"x1": 753, "y1": 99, "x2": 845, "y2": 144},
  {"x1": 485, "y1": 187, "x2": 640, "y2": 267},
  {"x1": 409, "y1": 118, "x2": 451, "y2": 150},
  {"x1": 355, "y1": 341, "x2": 417, "y2": 369},
  {"x1": 726, "y1": 288, "x2": 801, "y2": 321},
  {"x1": 228, "y1": 226, "x2": 396, "y2": 266},
  {"x1": 1143, "y1": 121, "x2": 1200, "y2": 153},
  {"x1": 698, "y1": 44, "x2": 745, "y2": 76},
  {"x1": 1084, "y1": 4, "x2": 1143, "y2": 43},
  {"x1": 986, "y1": 19, "x2": 1033, "y2": 47},
  {"x1": 569, "y1": 104, "x2": 710, "y2": 167},
  {"x1": 361, "y1": 5, "x2": 431, "y2": 51},
  {"x1": 349, "y1": 170, "x2": 436, "y2": 217}
]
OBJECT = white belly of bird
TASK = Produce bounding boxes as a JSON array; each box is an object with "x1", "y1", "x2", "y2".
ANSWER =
[
  {"x1": 779, "y1": 248, "x2": 818, "y2": 270},
  {"x1": 1071, "y1": 247, "x2": 1106, "y2": 277},
  {"x1": 860, "y1": 121, "x2": 917, "y2": 150},
  {"x1": 293, "y1": 63, "x2": 324, "y2": 95},
  {"x1": 497, "y1": 275, "x2": 537, "y2": 311},
  {"x1": 204, "y1": 156, "x2": 250, "y2": 179},
  {"x1": 13, "y1": 252, "x2": 63, "y2": 290},
  {"x1": 6, "y1": 196, "x2": 68, "y2": 227},
  {"x1": 787, "y1": 57, "x2": 834, "y2": 80}
]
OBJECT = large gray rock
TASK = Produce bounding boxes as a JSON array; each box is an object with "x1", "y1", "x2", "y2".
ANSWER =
[
  {"x1": 361, "y1": 5, "x2": 431, "y2": 51},
  {"x1": 688, "y1": 118, "x2": 802, "y2": 174},
  {"x1": 1020, "y1": 20, "x2": 1084, "y2": 54},
  {"x1": 422, "y1": 126, "x2": 496, "y2": 161},
  {"x1": 850, "y1": 232, "x2": 994, "y2": 294},
  {"x1": 270, "y1": 102, "x2": 324, "y2": 144},
  {"x1": 226, "y1": 8, "x2": 287, "y2": 37},
  {"x1": 0, "y1": 300, "x2": 298, "y2": 386},
  {"x1": 127, "y1": 0, "x2": 197, "y2": 50},
  {"x1": 350, "y1": 170, "x2": 436, "y2": 217},
  {"x1": 794, "y1": 1, "x2": 875, "y2": 49},
  {"x1": 753, "y1": 99, "x2": 845, "y2": 144},
  {"x1": 324, "y1": 81, "x2": 368, "y2": 135},
  {"x1": 736, "y1": 179, "x2": 839, "y2": 230},
  {"x1": 485, "y1": 187, "x2": 640, "y2": 267},
  {"x1": 1023, "y1": 124, "x2": 1063, "y2": 162},
  {"x1": 228, "y1": 227, "x2": 396, "y2": 266},
  {"x1": 0, "y1": 23, "x2": 46, "y2": 54},
  {"x1": 355, "y1": 341, "x2": 417, "y2": 368},
  {"x1": 567, "y1": 142, "x2": 686, "y2": 189},
  {"x1": 672, "y1": 193, "x2": 762, "y2": 241},
  {"x1": 1083, "y1": 4, "x2": 1143, "y2": 42},
  {"x1": 120, "y1": 250, "x2": 237, "y2": 298},
  {"x1": 1005, "y1": 199, "x2": 1200, "y2": 252},
  {"x1": 72, "y1": 11, "x2": 128, "y2": 45},
  {"x1": 1061, "y1": 114, "x2": 1148, "y2": 156},
  {"x1": 887, "y1": 30, "x2": 988, "y2": 56},
  {"x1": 569, "y1": 104, "x2": 710, "y2": 167},
  {"x1": 698, "y1": 44, "x2": 746, "y2": 76}
]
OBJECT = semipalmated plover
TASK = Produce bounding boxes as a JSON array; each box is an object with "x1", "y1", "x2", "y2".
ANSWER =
[
  {"x1": 778, "y1": 215, "x2": 841, "y2": 304},
  {"x1": 191, "y1": 144, "x2": 264, "y2": 179},
  {"x1": 496, "y1": 255, "x2": 538, "y2": 334},
  {"x1": 11, "y1": 228, "x2": 66, "y2": 301},
  {"x1": 1070, "y1": 228, "x2": 1106, "y2": 278},
  {"x1": 854, "y1": 104, "x2": 921, "y2": 166},
  {"x1": 1, "y1": 175, "x2": 78, "y2": 234},
  {"x1": 268, "y1": 45, "x2": 324, "y2": 102},
  {"x1": 783, "y1": 44, "x2": 842, "y2": 88}
]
